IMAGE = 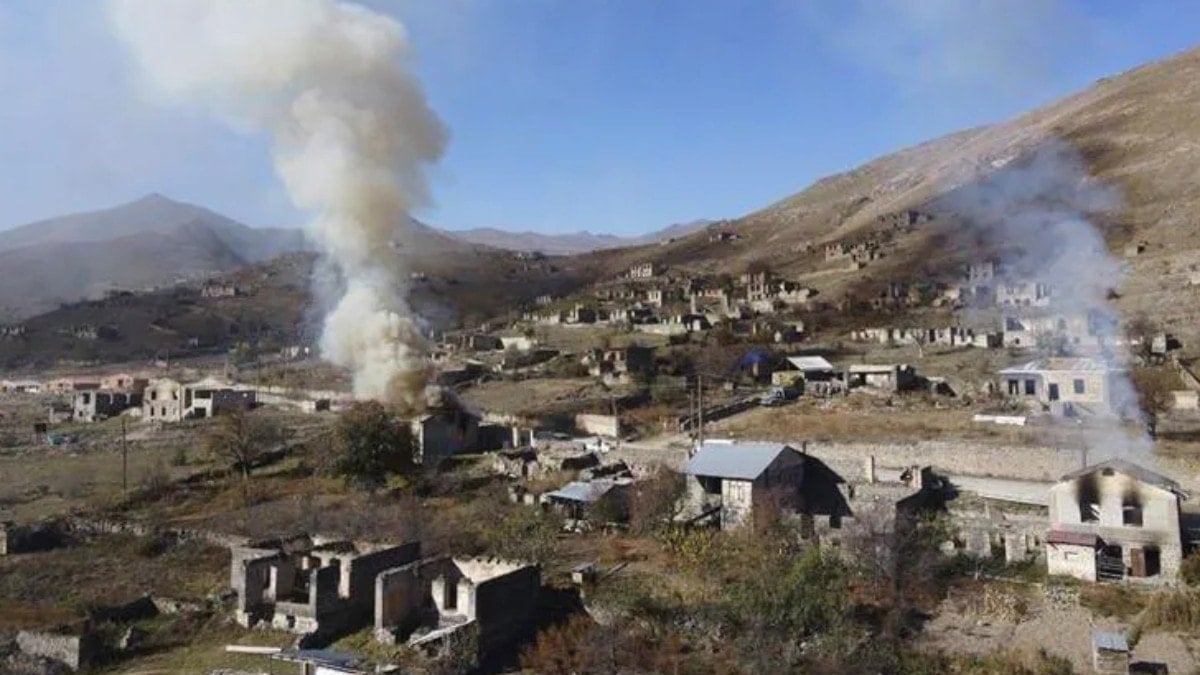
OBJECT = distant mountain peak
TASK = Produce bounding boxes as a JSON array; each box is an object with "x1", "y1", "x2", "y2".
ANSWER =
[{"x1": 445, "y1": 219, "x2": 713, "y2": 255}]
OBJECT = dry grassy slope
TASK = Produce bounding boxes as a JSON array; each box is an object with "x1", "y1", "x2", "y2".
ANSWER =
[{"x1": 589, "y1": 46, "x2": 1200, "y2": 339}]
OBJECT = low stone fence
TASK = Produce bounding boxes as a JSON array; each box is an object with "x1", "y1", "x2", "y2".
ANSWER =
[
  {"x1": 16, "y1": 630, "x2": 99, "y2": 671},
  {"x1": 62, "y1": 516, "x2": 249, "y2": 549}
]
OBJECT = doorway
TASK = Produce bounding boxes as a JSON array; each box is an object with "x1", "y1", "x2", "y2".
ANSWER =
[{"x1": 1048, "y1": 383, "x2": 1060, "y2": 401}]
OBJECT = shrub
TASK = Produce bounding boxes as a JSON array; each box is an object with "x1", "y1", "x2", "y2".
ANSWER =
[
  {"x1": 332, "y1": 401, "x2": 415, "y2": 491},
  {"x1": 1180, "y1": 551, "x2": 1200, "y2": 586},
  {"x1": 1140, "y1": 589, "x2": 1200, "y2": 632}
]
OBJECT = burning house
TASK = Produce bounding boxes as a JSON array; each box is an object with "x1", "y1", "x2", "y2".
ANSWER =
[
  {"x1": 999, "y1": 357, "x2": 1126, "y2": 417},
  {"x1": 1046, "y1": 459, "x2": 1186, "y2": 583}
]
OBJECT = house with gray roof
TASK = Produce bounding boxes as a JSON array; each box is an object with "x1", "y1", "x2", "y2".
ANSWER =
[
  {"x1": 542, "y1": 478, "x2": 631, "y2": 523},
  {"x1": 681, "y1": 441, "x2": 806, "y2": 528}
]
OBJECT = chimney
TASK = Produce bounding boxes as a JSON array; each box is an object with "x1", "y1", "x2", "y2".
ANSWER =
[{"x1": 864, "y1": 455, "x2": 876, "y2": 484}]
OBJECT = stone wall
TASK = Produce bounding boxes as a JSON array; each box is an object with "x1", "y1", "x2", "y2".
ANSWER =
[{"x1": 16, "y1": 631, "x2": 97, "y2": 671}]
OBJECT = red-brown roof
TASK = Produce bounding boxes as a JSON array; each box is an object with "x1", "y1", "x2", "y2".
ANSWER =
[{"x1": 1047, "y1": 530, "x2": 1099, "y2": 547}]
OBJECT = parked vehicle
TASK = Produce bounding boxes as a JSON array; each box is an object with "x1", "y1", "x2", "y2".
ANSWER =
[{"x1": 759, "y1": 385, "x2": 798, "y2": 407}]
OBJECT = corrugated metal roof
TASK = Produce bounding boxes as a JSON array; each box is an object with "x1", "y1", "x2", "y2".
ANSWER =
[
  {"x1": 272, "y1": 649, "x2": 367, "y2": 670},
  {"x1": 683, "y1": 441, "x2": 797, "y2": 480},
  {"x1": 1092, "y1": 630, "x2": 1129, "y2": 652},
  {"x1": 785, "y1": 356, "x2": 834, "y2": 372},
  {"x1": 545, "y1": 479, "x2": 623, "y2": 503}
]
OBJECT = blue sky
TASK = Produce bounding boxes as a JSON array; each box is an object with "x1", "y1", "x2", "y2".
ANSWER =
[{"x1": 1, "y1": 1, "x2": 1198, "y2": 236}]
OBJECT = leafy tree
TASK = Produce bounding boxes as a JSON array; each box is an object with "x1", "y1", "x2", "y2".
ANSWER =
[
  {"x1": 332, "y1": 401, "x2": 415, "y2": 491},
  {"x1": 204, "y1": 409, "x2": 278, "y2": 503}
]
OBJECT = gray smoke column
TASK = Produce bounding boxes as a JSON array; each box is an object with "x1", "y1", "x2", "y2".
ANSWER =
[
  {"x1": 941, "y1": 140, "x2": 1151, "y2": 461},
  {"x1": 107, "y1": 0, "x2": 445, "y2": 413}
]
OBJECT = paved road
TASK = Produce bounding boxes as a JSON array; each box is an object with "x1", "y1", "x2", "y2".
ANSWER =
[{"x1": 946, "y1": 474, "x2": 1052, "y2": 505}]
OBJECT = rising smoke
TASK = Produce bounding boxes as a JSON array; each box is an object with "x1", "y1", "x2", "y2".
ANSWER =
[
  {"x1": 108, "y1": 0, "x2": 445, "y2": 413},
  {"x1": 940, "y1": 139, "x2": 1152, "y2": 461}
]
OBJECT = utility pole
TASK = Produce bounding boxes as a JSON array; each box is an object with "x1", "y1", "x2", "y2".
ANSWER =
[
  {"x1": 687, "y1": 390, "x2": 695, "y2": 442},
  {"x1": 697, "y1": 373, "x2": 705, "y2": 446},
  {"x1": 121, "y1": 416, "x2": 129, "y2": 493}
]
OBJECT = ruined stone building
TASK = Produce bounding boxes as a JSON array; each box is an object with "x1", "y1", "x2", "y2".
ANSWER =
[
  {"x1": 231, "y1": 536, "x2": 422, "y2": 638},
  {"x1": 999, "y1": 357, "x2": 1125, "y2": 416},
  {"x1": 582, "y1": 345, "x2": 656, "y2": 380},
  {"x1": 1002, "y1": 313, "x2": 1104, "y2": 351},
  {"x1": 375, "y1": 557, "x2": 540, "y2": 659},
  {"x1": 201, "y1": 282, "x2": 240, "y2": 298},
  {"x1": 44, "y1": 377, "x2": 100, "y2": 394},
  {"x1": 845, "y1": 363, "x2": 920, "y2": 392},
  {"x1": 72, "y1": 388, "x2": 141, "y2": 423},
  {"x1": 628, "y1": 262, "x2": 663, "y2": 279},
  {"x1": 995, "y1": 280, "x2": 1053, "y2": 307},
  {"x1": 142, "y1": 377, "x2": 256, "y2": 422},
  {"x1": 1046, "y1": 460, "x2": 1186, "y2": 582},
  {"x1": 411, "y1": 395, "x2": 483, "y2": 468},
  {"x1": 98, "y1": 373, "x2": 148, "y2": 392}
]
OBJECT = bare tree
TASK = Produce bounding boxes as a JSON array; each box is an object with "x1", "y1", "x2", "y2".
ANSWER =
[
  {"x1": 204, "y1": 409, "x2": 278, "y2": 504},
  {"x1": 1133, "y1": 366, "x2": 1179, "y2": 439},
  {"x1": 628, "y1": 467, "x2": 685, "y2": 534}
]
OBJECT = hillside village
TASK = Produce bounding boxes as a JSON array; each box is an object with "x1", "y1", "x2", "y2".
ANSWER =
[{"x1": 10, "y1": 23, "x2": 1200, "y2": 675}]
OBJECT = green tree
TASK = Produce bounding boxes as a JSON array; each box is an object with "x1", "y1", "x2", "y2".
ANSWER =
[{"x1": 332, "y1": 401, "x2": 415, "y2": 491}]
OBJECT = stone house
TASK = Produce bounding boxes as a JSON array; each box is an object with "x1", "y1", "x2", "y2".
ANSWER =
[
  {"x1": 1046, "y1": 459, "x2": 1185, "y2": 582},
  {"x1": 412, "y1": 401, "x2": 482, "y2": 468},
  {"x1": 375, "y1": 557, "x2": 539, "y2": 660},
  {"x1": 999, "y1": 357, "x2": 1125, "y2": 416},
  {"x1": 499, "y1": 335, "x2": 537, "y2": 352},
  {"x1": 189, "y1": 385, "x2": 257, "y2": 419},
  {"x1": 72, "y1": 389, "x2": 141, "y2": 423},
  {"x1": 681, "y1": 441, "x2": 807, "y2": 528},
  {"x1": 771, "y1": 355, "x2": 836, "y2": 387},
  {"x1": 47, "y1": 403, "x2": 73, "y2": 425},
  {"x1": 996, "y1": 280, "x2": 1053, "y2": 307},
  {"x1": 0, "y1": 379, "x2": 40, "y2": 394},
  {"x1": 142, "y1": 377, "x2": 256, "y2": 422},
  {"x1": 565, "y1": 304, "x2": 597, "y2": 325},
  {"x1": 582, "y1": 346, "x2": 655, "y2": 379},
  {"x1": 201, "y1": 282, "x2": 239, "y2": 298},
  {"x1": 628, "y1": 262, "x2": 663, "y2": 279},
  {"x1": 45, "y1": 377, "x2": 101, "y2": 394},
  {"x1": 142, "y1": 378, "x2": 186, "y2": 422},
  {"x1": 542, "y1": 478, "x2": 632, "y2": 523},
  {"x1": 845, "y1": 364, "x2": 919, "y2": 392},
  {"x1": 99, "y1": 373, "x2": 148, "y2": 392},
  {"x1": 231, "y1": 536, "x2": 421, "y2": 638},
  {"x1": 1002, "y1": 313, "x2": 1105, "y2": 352}
]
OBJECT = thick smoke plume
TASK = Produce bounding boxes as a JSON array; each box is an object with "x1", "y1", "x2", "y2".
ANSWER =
[
  {"x1": 108, "y1": 0, "x2": 445, "y2": 413},
  {"x1": 940, "y1": 140, "x2": 1151, "y2": 461}
]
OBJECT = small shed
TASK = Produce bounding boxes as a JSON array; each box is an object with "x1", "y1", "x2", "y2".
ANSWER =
[
  {"x1": 542, "y1": 479, "x2": 631, "y2": 522},
  {"x1": 1091, "y1": 630, "x2": 1130, "y2": 674},
  {"x1": 771, "y1": 355, "x2": 836, "y2": 386}
]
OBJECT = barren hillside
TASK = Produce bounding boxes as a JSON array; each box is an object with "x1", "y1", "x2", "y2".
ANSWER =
[{"x1": 585, "y1": 46, "x2": 1200, "y2": 340}]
